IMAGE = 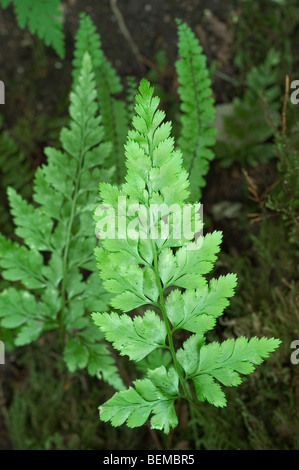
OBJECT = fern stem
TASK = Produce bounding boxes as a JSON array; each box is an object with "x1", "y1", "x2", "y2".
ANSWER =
[
  {"x1": 145, "y1": 108, "x2": 193, "y2": 406},
  {"x1": 151, "y1": 241, "x2": 190, "y2": 401},
  {"x1": 59, "y1": 128, "x2": 87, "y2": 346},
  {"x1": 151, "y1": 242, "x2": 203, "y2": 439}
]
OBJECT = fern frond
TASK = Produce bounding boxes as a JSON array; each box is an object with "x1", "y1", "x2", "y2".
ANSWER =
[
  {"x1": 73, "y1": 13, "x2": 128, "y2": 182},
  {"x1": 93, "y1": 79, "x2": 280, "y2": 433},
  {"x1": 0, "y1": 52, "x2": 123, "y2": 390},
  {"x1": 176, "y1": 20, "x2": 216, "y2": 201}
]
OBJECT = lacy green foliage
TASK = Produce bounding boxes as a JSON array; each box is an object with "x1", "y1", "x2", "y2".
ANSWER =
[
  {"x1": 0, "y1": 0, "x2": 64, "y2": 57},
  {"x1": 175, "y1": 20, "x2": 216, "y2": 201},
  {"x1": 73, "y1": 15, "x2": 217, "y2": 192},
  {"x1": 0, "y1": 53, "x2": 123, "y2": 390},
  {"x1": 92, "y1": 79, "x2": 280, "y2": 434},
  {"x1": 217, "y1": 50, "x2": 281, "y2": 167},
  {"x1": 73, "y1": 13, "x2": 128, "y2": 183}
]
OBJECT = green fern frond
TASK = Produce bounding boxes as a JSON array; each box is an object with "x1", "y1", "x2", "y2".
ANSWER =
[
  {"x1": 73, "y1": 13, "x2": 128, "y2": 182},
  {"x1": 93, "y1": 79, "x2": 280, "y2": 434},
  {"x1": 0, "y1": 53, "x2": 123, "y2": 390},
  {"x1": 175, "y1": 19, "x2": 216, "y2": 201}
]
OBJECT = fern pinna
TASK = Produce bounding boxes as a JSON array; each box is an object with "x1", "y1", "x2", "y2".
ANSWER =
[
  {"x1": 0, "y1": 53, "x2": 123, "y2": 390},
  {"x1": 176, "y1": 20, "x2": 216, "y2": 201},
  {"x1": 92, "y1": 79, "x2": 280, "y2": 434}
]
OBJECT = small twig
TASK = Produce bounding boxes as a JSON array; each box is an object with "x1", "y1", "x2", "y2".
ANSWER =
[
  {"x1": 242, "y1": 169, "x2": 260, "y2": 203},
  {"x1": 247, "y1": 213, "x2": 261, "y2": 224},
  {"x1": 242, "y1": 169, "x2": 281, "y2": 224},
  {"x1": 110, "y1": 0, "x2": 147, "y2": 73}
]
